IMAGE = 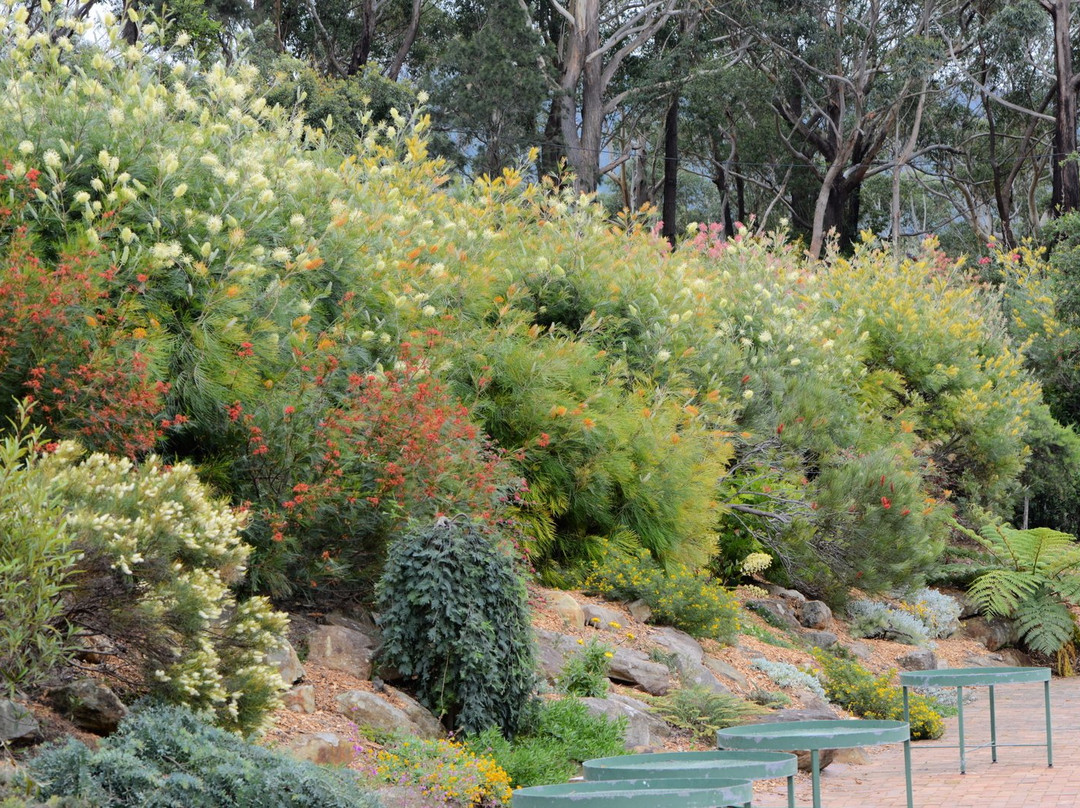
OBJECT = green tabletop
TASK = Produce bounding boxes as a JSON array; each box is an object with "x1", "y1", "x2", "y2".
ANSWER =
[
  {"x1": 898, "y1": 666, "x2": 1050, "y2": 687},
  {"x1": 717, "y1": 719, "x2": 910, "y2": 750},
  {"x1": 512, "y1": 776, "x2": 753, "y2": 807},
  {"x1": 584, "y1": 750, "x2": 798, "y2": 781},
  {"x1": 718, "y1": 720, "x2": 913, "y2": 808}
]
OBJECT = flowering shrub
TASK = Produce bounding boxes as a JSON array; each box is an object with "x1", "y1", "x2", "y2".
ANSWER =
[
  {"x1": 374, "y1": 738, "x2": 512, "y2": 807},
  {"x1": 39, "y1": 442, "x2": 288, "y2": 734},
  {"x1": 583, "y1": 544, "x2": 740, "y2": 641},
  {"x1": 813, "y1": 650, "x2": 944, "y2": 740},
  {"x1": 0, "y1": 169, "x2": 167, "y2": 458},
  {"x1": 234, "y1": 334, "x2": 520, "y2": 600}
]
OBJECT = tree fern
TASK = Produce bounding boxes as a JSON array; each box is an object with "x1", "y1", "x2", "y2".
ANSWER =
[{"x1": 955, "y1": 518, "x2": 1080, "y2": 655}]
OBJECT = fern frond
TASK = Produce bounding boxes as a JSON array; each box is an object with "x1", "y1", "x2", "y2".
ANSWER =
[
  {"x1": 1014, "y1": 592, "x2": 1076, "y2": 656},
  {"x1": 971, "y1": 522, "x2": 1023, "y2": 570},
  {"x1": 967, "y1": 569, "x2": 1038, "y2": 617},
  {"x1": 1041, "y1": 547, "x2": 1080, "y2": 579},
  {"x1": 1049, "y1": 575, "x2": 1080, "y2": 606},
  {"x1": 1025, "y1": 527, "x2": 1078, "y2": 571}
]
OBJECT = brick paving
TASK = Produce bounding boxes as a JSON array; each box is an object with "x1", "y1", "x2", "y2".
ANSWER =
[{"x1": 750, "y1": 677, "x2": 1080, "y2": 808}]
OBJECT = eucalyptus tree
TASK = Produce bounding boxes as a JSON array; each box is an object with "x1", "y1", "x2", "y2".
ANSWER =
[
  {"x1": 720, "y1": 0, "x2": 945, "y2": 255},
  {"x1": 521, "y1": 0, "x2": 687, "y2": 191},
  {"x1": 926, "y1": 0, "x2": 1055, "y2": 245}
]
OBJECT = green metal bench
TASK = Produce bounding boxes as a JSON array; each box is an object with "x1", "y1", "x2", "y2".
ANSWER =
[
  {"x1": 511, "y1": 776, "x2": 753, "y2": 807},
  {"x1": 583, "y1": 750, "x2": 798, "y2": 808}
]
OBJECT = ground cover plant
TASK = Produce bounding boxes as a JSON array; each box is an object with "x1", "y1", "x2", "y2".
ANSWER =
[
  {"x1": 28, "y1": 704, "x2": 379, "y2": 807},
  {"x1": 556, "y1": 638, "x2": 612, "y2": 697},
  {"x1": 371, "y1": 737, "x2": 512, "y2": 807},
  {"x1": 466, "y1": 698, "x2": 627, "y2": 788},
  {"x1": 647, "y1": 686, "x2": 766, "y2": 744}
]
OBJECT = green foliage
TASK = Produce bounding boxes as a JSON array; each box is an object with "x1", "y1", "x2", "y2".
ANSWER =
[
  {"x1": 583, "y1": 544, "x2": 740, "y2": 641},
  {"x1": 372, "y1": 738, "x2": 512, "y2": 807},
  {"x1": 258, "y1": 56, "x2": 417, "y2": 148},
  {"x1": 376, "y1": 517, "x2": 536, "y2": 736},
  {"x1": 426, "y1": 0, "x2": 547, "y2": 176},
  {"x1": 813, "y1": 650, "x2": 944, "y2": 741},
  {"x1": 461, "y1": 327, "x2": 733, "y2": 572},
  {"x1": 467, "y1": 698, "x2": 627, "y2": 788},
  {"x1": 960, "y1": 520, "x2": 1080, "y2": 655},
  {"x1": 29, "y1": 704, "x2": 378, "y2": 807},
  {"x1": 738, "y1": 620, "x2": 797, "y2": 649},
  {"x1": 993, "y1": 241, "x2": 1080, "y2": 536},
  {"x1": 0, "y1": 405, "x2": 78, "y2": 697},
  {"x1": 39, "y1": 443, "x2": 288, "y2": 734},
  {"x1": 748, "y1": 687, "x2": 791, "y2": 709},
  {"x1": 556, "y1": 639, "x2": 611, "y2": 698},
  {"x1": 648, "y1": 686, "x2": 766, "y2": 744}
]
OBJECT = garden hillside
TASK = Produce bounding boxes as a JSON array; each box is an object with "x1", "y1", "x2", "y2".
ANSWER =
[{"x1": 0, "y1": 11, "x2": 1073, "y2": 611}]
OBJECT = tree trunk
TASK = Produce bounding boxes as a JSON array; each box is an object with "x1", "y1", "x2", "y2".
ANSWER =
[
  {"x1": 661, "y1": 95, "x2": 680, "y2": 245},
  {"x1": 386, "y1": 0, "x2": 422, "y2": 81},
  {"x1": 539, "y1": 103, "x2": 565, "y2": 180},
  {"x1": 1046, "y1": 0, "x2": 1080, "y2": 214},
  {"x1": 122, "y1": 0, "x2": 138, "y2": 44},
  {"x1": 348, "y1": 0, "x2": 376, "y2": 75}
]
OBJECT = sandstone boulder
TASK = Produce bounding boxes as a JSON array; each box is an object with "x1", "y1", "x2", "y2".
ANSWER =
[
  {"x1": 47, "y1": 679, "x2": 127, "y2": 735},
  {"x1": 306, "y1": 625, "x2": 376, "y2": 678},
  {"x1": 608, "y1": 648, "x2": 672, "y2": 695},
  {"x1": 266, "y1": 639, "x2": 305, "y2": 685},
  {"x1": 288, "y1": 732, "x2": 353, "y2": 766},
  {"x1": 546, "y1": 591, "x2": 585, "y2": 629},
  {"x1": 580, "y1": 694, "x2": 672, "y2": 749}
]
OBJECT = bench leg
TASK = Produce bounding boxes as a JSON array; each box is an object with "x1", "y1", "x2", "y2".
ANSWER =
[
  {"x1": 989, "y1": 685, "x2": 997, "y2": 763},
  {"x1": 1045, "y1": 678, "x2": 1053, "y2": 768}
]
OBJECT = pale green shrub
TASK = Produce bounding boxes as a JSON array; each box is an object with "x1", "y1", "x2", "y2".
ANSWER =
[
  {"x1": 898, "y1": 588, "x2": 961, "y2": 639},
  {"x1": 30, "y1": 704, "x2": 379, "y2": 807},
  {"x1": 846, "y1": 599, "x2": 931, "y2": 645},
  {"x1": 751, "y1": 658, "x2": 827, "y2": 700}
]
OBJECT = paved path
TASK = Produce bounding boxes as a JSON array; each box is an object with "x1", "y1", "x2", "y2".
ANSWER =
[{"x1": 750, "y1": 676, "x2": 1080, "y2": 807}]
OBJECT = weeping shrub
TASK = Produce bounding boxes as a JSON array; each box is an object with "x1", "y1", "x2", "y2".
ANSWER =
[{"x1": 376, "y1": 517, "x2": 536, "y2": 736}]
